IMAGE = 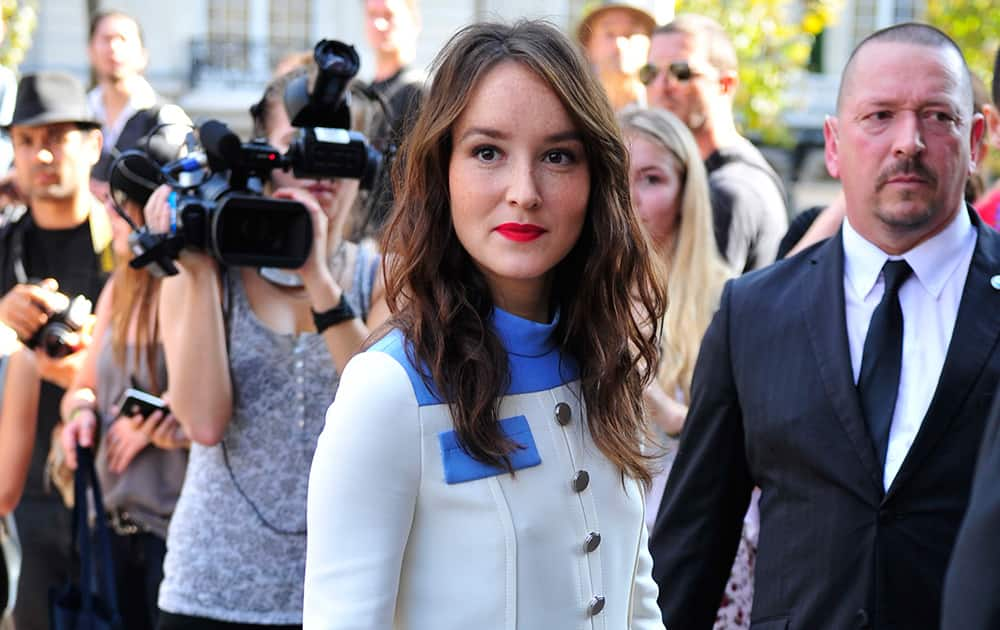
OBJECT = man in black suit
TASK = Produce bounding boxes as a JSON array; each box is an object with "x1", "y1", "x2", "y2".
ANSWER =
[
  {"x1": 940, "y1": 47, "x2": 1000, "y2": 630},
  {"x1": 649, "y1": 22, "x2": 996, "y2": 630}
]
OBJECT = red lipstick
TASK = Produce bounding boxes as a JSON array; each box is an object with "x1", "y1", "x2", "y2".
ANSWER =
[{"x1": 495, "y1": 222, "x2": 546, "y2": 242}]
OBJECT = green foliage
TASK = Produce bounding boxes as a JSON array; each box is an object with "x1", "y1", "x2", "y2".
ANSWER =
[
  {"x1": 675, "y1": 0, "x2": 840, "y2": 146},
  {"x1": 0, "y1": 0, "x2": 38, "y2": 70},
  {"x1": 924, "y1": 0, "x2": 999, "y2": 93},
  {"x1": 924, "y1": 0, "x2": 1000, "y2": 175}
]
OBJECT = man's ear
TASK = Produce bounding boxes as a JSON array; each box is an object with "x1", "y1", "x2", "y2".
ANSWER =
[
  {"x1": 983, "y1": 103, "x2": 1000, "y2": 151},
  {"x1": 85, "y1": 129, "x2": 104, "y2": 167},
  {"x1": 823, "y1": 115, "x2": 841, "y2": 180},
  {"x1": 969, "y1": 112, "x2": 986, "y2": 174},
  {"x1": 718, "y1": 69, "x2": 738, "y2": 97}
]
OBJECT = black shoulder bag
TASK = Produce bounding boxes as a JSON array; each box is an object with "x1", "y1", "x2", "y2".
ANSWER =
[{"x1": 48, "y1": 446, "x2": 122, "y2": 630}]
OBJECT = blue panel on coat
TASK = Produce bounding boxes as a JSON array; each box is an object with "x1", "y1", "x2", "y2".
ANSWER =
[{"x1": 439, "y1": 415, "x2": 541, "y2": 484}]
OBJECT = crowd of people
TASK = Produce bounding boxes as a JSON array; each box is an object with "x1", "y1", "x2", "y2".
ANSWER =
[{"x1": 0, "y1": 1, "x2": 998, "y2": 629}]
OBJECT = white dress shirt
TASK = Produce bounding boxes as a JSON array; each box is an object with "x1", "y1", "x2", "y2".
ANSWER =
[
  {"x1": 87, "y1": 76, "x2": 158, "y2": 149},
  {"x1": 842, "y1": 208, "x2": 977, "y2": 490}
]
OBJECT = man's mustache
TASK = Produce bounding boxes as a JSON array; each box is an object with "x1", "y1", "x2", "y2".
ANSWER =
[{"x1": 875, "y1": 158, "x2": 937, "y2": 190}]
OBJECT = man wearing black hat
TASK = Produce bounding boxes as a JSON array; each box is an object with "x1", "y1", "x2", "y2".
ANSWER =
[{"x1": 0, "y1": 70, "x2": 111, "y2": 630}]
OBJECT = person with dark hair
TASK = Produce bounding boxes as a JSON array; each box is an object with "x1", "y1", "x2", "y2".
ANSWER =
[
  {"x1": 87, "y1": 11, "x2": 190, "y2": 187},
  {"x1": 940, "y1": 44, "x2": 1000, "y2": 630},
  {"x1": 142, "y1": 65, "x2": 387, "y2": 630},
  {"x1": 0, "y1": 71, "x2": 110, "y2": 630},
  {"x1": 304, "y1": 19, "x2": 666, "y2": 630},
  {"x1": 642, "y1": 14, "x2": 788, "y2": 274},
  {"x1": 649, "y1": 22, "x2": 996, "y2": 630},
  {"x1": 57, "y1": 148, "x2": 187, "y2": 630}
]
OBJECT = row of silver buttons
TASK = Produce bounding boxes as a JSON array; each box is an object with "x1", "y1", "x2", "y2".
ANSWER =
[{"x1": 555, "y1": 401, "x2": 605, "y2": 618}]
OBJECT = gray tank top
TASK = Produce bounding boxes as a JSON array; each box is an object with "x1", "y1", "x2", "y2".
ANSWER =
[
  {"x1": 94, "y1": 333, "x2": 187, "y2": 539},
  {"x1": 158, "y1": 247, "x2": 379, "y2": 624}
]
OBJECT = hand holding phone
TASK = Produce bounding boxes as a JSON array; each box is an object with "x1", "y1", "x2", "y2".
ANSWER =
[{"x1": 115, "y1": 387, "x2": 170, "y2": 420}]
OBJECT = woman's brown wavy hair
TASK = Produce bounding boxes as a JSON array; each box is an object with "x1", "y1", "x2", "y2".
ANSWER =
[{"x1": 380, "y1": 20, "x2": 665, "y2": 485}]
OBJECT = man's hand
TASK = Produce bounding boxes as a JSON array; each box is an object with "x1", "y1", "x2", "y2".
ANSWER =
[{"x1": 0, "y1": 279, "x2": 62, "y2": 342}]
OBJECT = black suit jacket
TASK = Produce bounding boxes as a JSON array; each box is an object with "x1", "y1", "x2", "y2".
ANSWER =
[
  {"x1": 940, "y1": 385, "x2": 1000, "y2": 629},
  {"x1": 650, "y1": 212, "x2": 1000, "y2": 630}
]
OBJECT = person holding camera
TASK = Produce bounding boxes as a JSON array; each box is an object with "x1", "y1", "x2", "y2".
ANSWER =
[
  {"x1": 143, "y1": 65, "x2": 387, "y2": 630},
  {"x1": 304, "y1": 20, "x2": 665, "y2": 629},
  {"x1": 0, "y1": 71, "x2": 111, "y2": 630},
  {"x1": 56, "y1": 149, "x2": 188, "y2": 630}
]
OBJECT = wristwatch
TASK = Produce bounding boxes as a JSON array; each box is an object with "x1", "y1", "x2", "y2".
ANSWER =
[{"x1": 312, "y1": 294, "x2": 356, "y2": 333}]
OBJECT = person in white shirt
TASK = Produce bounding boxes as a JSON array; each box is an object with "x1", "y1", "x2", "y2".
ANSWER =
[
  {"x1": 305, "y1": 20, "x2": 666, "y2": 630},
  {"x1": 648, "y1": 22, "x2": 998, "y2": 630}
]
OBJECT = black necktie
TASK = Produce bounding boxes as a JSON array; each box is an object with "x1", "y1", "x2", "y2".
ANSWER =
[{"x1": 858, "y1": 259, "x2": 913, "y2": 468}]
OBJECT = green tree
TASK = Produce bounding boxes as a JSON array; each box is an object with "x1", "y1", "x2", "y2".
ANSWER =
[
  {"x1": 674, "y1": 0, "x2": 841, "y2": 145},
  {"x1": 924, "y1": 0, "x2": 1000, "y2": 175},
  {"x1": 0, "y1": 0, "x2": 38, "y2": 70},
  {"x1": 924, "y1": 0, "x2": 999, "y2": 97}
]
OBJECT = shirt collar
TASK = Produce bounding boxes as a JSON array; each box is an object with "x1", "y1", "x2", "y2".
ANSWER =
[
  {"x1": 842, "y1": 205, "x2": 974, "y2": 300},
  {"x1": 87, "y1": 77, "x2": 157, "y2": 128}
]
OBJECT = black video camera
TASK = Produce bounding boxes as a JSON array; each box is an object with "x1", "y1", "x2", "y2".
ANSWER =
[{"x1": 122, "y1": 39, "x2": 383, "y2": 277}]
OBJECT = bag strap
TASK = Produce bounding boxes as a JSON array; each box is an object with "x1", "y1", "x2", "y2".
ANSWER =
[{"x1": 72, "y1": 446, "x2": 122, "y2": 627}]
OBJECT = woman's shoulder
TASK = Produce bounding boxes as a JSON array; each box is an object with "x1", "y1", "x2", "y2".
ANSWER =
[{"x1": 360, "y1": 329, "x2": 444, "y2": 407}]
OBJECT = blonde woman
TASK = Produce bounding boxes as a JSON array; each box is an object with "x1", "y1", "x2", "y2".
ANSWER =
[{"x1": 621, "y1": 105, "x2": 758, "y2": 629}]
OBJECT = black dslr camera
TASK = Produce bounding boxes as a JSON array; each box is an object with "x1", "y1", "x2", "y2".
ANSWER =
[
  {"x1": 25, "y1": 290, "x2": 92, "y2": 358},
  {"x1": 123, "y1": 39, "x2": 383, "y2": 277}
]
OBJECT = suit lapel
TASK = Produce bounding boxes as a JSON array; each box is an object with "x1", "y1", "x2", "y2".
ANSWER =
[
  {"x1": 802, "y1": 234, "x2": 885, "y2": 494},
  {"x1": 885, "y1": 217, "x2": 1000, "y2": 501}
]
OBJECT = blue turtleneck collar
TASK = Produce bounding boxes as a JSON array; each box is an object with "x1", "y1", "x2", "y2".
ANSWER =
[
  {"x1": 491, "y1": 305, "x2": 559, "y2": 358},
  {"x1": 370, "y1": 305, "x2": 580, "y2": 406}
]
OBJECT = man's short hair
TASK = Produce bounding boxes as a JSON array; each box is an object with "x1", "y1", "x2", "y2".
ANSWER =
[
  {"x1": 836, "y1": 22, "x2": 971, "y2": 113},
  {"x1": 652, "y1": 14, "x2": 738, "y2": 74},
  {"x1": 88, "y1": 10, "x2": 145, "y2": 48}
]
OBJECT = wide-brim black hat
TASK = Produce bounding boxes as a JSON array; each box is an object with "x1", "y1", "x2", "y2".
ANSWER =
[{"x1": 7, "y1": 71, "x2": 101, "y2": 129}]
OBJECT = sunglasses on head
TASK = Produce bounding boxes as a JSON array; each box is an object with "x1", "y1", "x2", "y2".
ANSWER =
[{"x1": 638, "y1": 61, "x2": 699, "y2": 86}]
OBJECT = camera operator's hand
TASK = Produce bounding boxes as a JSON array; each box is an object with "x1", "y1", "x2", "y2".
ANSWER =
[
  {"x1": 60, "y1": 405, "x2": 99, "y2": 470},
  {"x1": 272, "y1": 186, "x2": 340, "y2": 301},
  {"x1": 0, "y1": 278, "x2": 64, "y2": 342},
  {"x1": 144, "y1": 184, "x2": 217, "y2": 274},
  {"x1": 35, "y1": 331, "x2": 91, "y2": 389}
]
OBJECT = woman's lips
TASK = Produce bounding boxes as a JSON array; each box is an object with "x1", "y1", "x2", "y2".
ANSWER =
[{"x1": 495, "y1": 222, "x2": 546, "y2": 242}]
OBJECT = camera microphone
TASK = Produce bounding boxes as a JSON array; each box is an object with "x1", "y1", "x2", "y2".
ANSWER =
[{"x1": 198, "y1": 120, "x2": 243, "y2": 171}]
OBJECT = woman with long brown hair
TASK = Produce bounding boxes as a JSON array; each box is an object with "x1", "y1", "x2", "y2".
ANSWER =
[
  {"x1": 305, "y1": 20, "x2": 666, "y2": 629},
  {"x1": 58, "y1": 153, "x2": 188, "y2": 630}
]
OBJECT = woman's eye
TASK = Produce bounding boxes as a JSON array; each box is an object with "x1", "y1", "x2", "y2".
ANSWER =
[
  {"x1": 544, "y1": 150, "x2": 575, "y2": 165},
  {"x1": 474, "y1": 146, "x2": 500, "y2": 162}
]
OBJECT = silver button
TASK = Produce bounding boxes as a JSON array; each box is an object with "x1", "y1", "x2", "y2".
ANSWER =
[
  {"x1": 571, "y1": 470, "x2": 590, "y2": 492},
  {"x1": 298, "y1": 420, "x2": 305, "y2": 428},
  {"x1": 295, "y1": 360, "x2": 304, "y2": 369},
  {"x1": 554, "y1": 402, "x2": 571, "y2": 426},
  {"x1": 584, "y1": 532, "x2": 601, "y2": 553},
  {"x1": 587, "y1": 596, "x2": 605, "y2": 616}
]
